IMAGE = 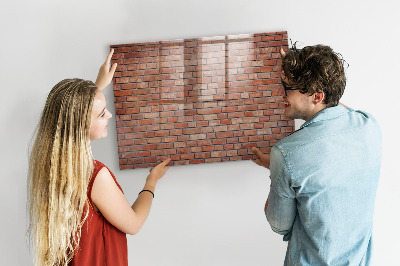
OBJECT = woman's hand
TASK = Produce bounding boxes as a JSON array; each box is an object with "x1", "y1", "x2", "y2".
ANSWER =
[
  {"x1": 95, "y1": 49, "x2": 118, "y2": 90},
  {"x1": 146, "y1": 158, "x2": 171, "y2": 186},
  {"x1": 251, "y1": 147, "x2": 271, "y2": 169}
]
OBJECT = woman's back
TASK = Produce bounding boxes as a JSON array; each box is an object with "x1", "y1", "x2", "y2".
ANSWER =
[{"x1": 69, "y1": 160, "x2": 127, "y2": 266}]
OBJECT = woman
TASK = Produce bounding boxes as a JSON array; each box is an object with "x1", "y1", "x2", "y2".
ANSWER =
[{"x1": 27, "y1": 50, "x2": 170, "y2": 266}]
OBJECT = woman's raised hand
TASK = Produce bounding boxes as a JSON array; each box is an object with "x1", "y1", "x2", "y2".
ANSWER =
[
  {"x1": 95, "y1": 49, "x2": 118, "y2": 90},
  {"x1": 147, "y1": 158, "x2": 171, "y2": 185}
]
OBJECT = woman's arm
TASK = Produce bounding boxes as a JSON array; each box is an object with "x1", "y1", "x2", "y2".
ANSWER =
[
  {"x1": 91, "y1": 158, "x2": 170, "y2": 235},
  {"x1": 95, "y1": 49, "x2": 117, "y2": 91}
]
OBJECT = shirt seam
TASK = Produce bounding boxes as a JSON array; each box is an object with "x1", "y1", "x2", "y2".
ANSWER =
[
  {"x1": 273, "y1": 145, "x2": 295, "y2": 198},
  {"x1": 300, "y1": 106, "x2": 349, "y2": 129},
  {"x1": 279, "y1": 125, "x2": 370, "y2": 187}
]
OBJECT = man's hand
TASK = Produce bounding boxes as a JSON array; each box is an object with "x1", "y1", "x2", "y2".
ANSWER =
[
  {"x1": 339, "y1": 102, "x2": 350, "y2": 109},
  {"x1": 95, "y1": 49, "x2": 118, "y2": 90},
  {"x1": 251, "y1": 147, "x2": 271, "y2": 169},
  {"x1": 280, "y1": 47, "x2": 286, "y2": 57},
  {"x1": 264, "y1": 199, "x2": 269, "y2": 213}
]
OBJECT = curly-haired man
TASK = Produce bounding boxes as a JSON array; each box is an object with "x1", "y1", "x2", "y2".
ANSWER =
[{"x1": 252, "y1": 44, "x2": 382, "y2": 266}]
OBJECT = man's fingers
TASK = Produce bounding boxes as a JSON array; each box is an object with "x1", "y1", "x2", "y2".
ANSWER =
[
  {"x1": 110, "y1": 63, "x2": 117, "y2": 76},
  {"x1": 106, "y1": 49, "x2": 115, "y2": 64},
  {"x1": 251, "y1": 147, "x2": 263, "y2": 158},
  {"x1": 160, "y1": 158, "x2": 171, "y2": 167},
  {"x1": 280, "y1": 47, "x2": 286, "y2": 57},
  {"x1": 252, "y1": 159, "x2": 262, "y2": 166}
]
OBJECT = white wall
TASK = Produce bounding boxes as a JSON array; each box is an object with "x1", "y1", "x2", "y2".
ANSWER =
[{"x1": 1, "y1": 0, "x2": 398, "y2": 265}]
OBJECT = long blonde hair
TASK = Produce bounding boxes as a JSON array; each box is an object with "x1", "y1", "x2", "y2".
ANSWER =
[{"x1": 28, "y1": 79, "x2": 97, "y2": 265}]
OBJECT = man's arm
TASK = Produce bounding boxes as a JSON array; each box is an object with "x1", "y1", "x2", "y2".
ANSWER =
[{"x1": 265, "y1": 147, "x2": 297, "y2": 240}]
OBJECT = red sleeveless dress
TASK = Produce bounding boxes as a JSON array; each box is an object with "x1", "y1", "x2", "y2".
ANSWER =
[{"x1": 69, "y1": 160, "x2": 128, "y2": 266}]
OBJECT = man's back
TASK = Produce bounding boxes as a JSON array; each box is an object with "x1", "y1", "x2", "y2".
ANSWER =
[{"x1": 267, "y1": 105, "x2": 382, "y2": 266}]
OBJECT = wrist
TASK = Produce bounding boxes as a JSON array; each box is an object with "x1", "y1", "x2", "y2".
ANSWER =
[
  {"x1": 139, "y1": 189, "x2": 154, "y2": 198},
  {"x1": 144, "y1": 178, "x2": 157, "y2": 190}
]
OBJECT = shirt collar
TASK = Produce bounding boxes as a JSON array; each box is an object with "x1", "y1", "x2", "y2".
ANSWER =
[{"x1": 300, "y1": 105, "x2": 349, "y2": 129}]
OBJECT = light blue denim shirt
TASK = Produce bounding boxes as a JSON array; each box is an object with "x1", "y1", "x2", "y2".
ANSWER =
[{"x1": 266, "y1": 105, "x2": 382, "y2": 266}]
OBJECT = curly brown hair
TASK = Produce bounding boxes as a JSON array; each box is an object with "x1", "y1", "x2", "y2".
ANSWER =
[{"x1": 281, "y1": 43, "x2": 347, "y2": 107}]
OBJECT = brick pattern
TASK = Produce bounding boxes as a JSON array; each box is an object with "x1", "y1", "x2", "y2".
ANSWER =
[{"x1": 110, "y1": 31, "x2": 294, "y2": 169}]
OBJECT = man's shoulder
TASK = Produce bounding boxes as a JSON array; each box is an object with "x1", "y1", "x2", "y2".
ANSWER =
[
  {"x1": 273, "y1": 129, "x2": 310, "y2": 157},
  {"x1": 274, "y1": 108, "x2": 380, "y2": 156}
]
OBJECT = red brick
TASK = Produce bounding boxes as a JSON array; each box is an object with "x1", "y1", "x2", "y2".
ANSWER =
[
  {"x1": 133, "y1": 139, "x2": 147, "y2": 145},
  {"x1": 157, "y1": 143, "x2": 174, "y2": 149},
  {"x1": 163, "y1": 136, "x2": 177, "y2": 142},
  {"x1": 137, "y1": 151, "x2": 151, "y2": 157},
  {"x1": 228, "y1": 112, "x2": 245, "y2": 118},
  {"x1": 121, "y1": 152, "x2": 136, "y2": 159},
  {"x1": 139, "y1": 119, "x2": 153, "y2": 125},
  {"x1": 127, "y1": 158, "x2": 145, "y2": 164},
  {"x1": 222, "y1": 106, "x2": 237, "y2": 112},
  {"x1": 190, "y1": 134, "x2": 207, "y2": 140},
  {"x1": 163, "y1": 149, "x2": 177, "y2": 155},
  {"x1": 233, "y1": 130, "x2": 243, "y2": 137},
  {"x1": 195, "y1": 152, "x2": 210, "y2": 159},
  {"x1": 148, "y1": 150, "x2": 162, "y2": 157},
  {"x1": 272, "y1": 128, "x2": 281, "y2": 134},
  {"x1": 114, "y1": 90, "x2": 132, "y2": 96},
  {"x1": 177, "y1": 148, "x2": 191, "y2": 154},
  {"x1": 125, "y1": 133, "x2": 145, "y2": 139},
  {"x1": 211, "y1": 151, "x2": 226, "y2": 157},
  {"x1": 116, "y1": 109, "x2": 126, "y2": 115},
  {"x1": 189, "y1": 159, "x2": 204, "y2": 164},
  {"x1": 199, "y1": 142, "x2": 214, "y2": 150},
  {"x1": 144, "y1": 157, "x2": 156, "y2": 163},
  {"x1": 181, "y1": 154, "x2": 195, "y2": 160},
  {"x1": 174, "y1": 142, "x2": 187, "y2": 148},
  {"x1": 120, "y1": 140, "x2": 133, "y2": 146},
  {"x1": 226, "y1": 150, "x2": 238, "y2": 157},
  {"x1": 155, "y1": 131, "x2": 170, "y2": 137},
  {"x1": 217, "y1": 113, "x2": 228, "y2": 119},
  {"x1": 178, "y1": 135, "x2": 190, "y2": 142},
  {"x1": 226, "y1": 138, "x2": 238, "y2": 144},
  {"x1": 133, "y1": 164, "x2": 150, "y2": 169},
  {"x1": 216, "y1": 132, "x2": 233, "y2": 138},
  {"x1": 220, "y1": 119, "x2": 231, "y2": 125},
  {"x1": 244, "y1": 130, "x2": 257, "y2": 136},
  {"x1": 173, "y1": 123, "x2": 187, "y2": 129},
  {"x1": 125, "y1": 108, "x2": 140, "y2": 114},
  {"x1": 249, "y1": 136, "x2": 263, "y2": 142}
]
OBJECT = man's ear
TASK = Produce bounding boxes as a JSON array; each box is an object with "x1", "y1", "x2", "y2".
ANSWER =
[{"x1": 313, "y1": 91, "x2": 325, "y2": 104}]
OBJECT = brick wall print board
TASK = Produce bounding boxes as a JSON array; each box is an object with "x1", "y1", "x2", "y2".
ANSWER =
[{"x1": 111, "y1": 31, "x2": 295, "y2": 169}]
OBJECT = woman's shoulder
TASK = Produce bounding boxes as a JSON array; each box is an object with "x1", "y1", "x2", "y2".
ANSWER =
[
  {"x1": 90, "y1": 160, "x2": 107, "y2": 186},
  {"x1": 93, "y1": 160, "x2": 115, "y2": 176},
  {"x1": 93, "y1": 159, "x2": 105, "y2": 169},
  {"x1": 91, "y1": 160, "x2": 123, "y2": 192}
]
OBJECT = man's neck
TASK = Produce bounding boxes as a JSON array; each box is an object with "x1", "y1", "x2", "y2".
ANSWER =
[{"x1": 304, "y1": 104, "x2": 327, "y2": 121}]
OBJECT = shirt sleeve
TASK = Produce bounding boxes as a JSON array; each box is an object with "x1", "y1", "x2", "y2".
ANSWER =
[{"x1": 266, "y1": 146, "x2": 297, "y2": 241}]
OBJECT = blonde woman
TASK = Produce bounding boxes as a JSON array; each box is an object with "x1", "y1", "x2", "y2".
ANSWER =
[{"x1": 28, "y1": 50, "x2": 170, "y2": 266}]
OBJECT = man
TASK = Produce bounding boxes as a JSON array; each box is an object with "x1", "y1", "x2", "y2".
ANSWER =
[{"x1": 252, "y1": 44, "x2": 382, "y2": 265}]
